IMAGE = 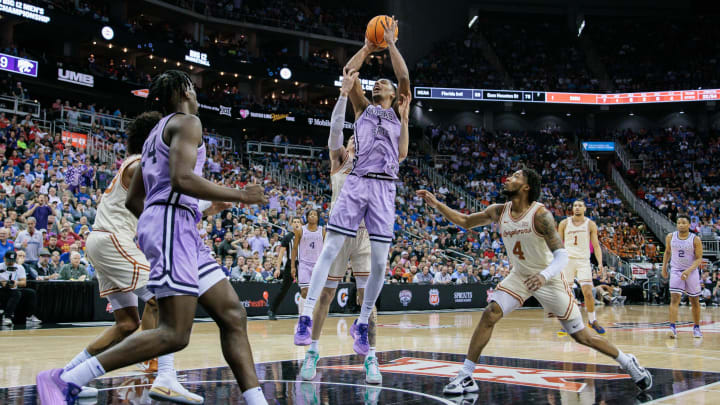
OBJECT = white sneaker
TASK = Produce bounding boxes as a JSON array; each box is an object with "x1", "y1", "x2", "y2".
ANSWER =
[
  {"x1": 149, "y1": 373, "x2": 204, "y2": 404},
  {"x1": 2, "y1": 317, "x2": 12, "y2": 326},
  {"x1": 622, "y1": 354, "x2": 652, "y2": 391},
  {"x1": 364, "y1": 356, "x2": 383, "y2": 384},
  {"x1": 443, "y1": 373, "x2": 479, "y2": 395},
  {"x1": 26, "y1": 315, "x2": 42, "y2": 324},
  {"x1": 78, "y1": 386, "x2": 99, "y2": 398}
]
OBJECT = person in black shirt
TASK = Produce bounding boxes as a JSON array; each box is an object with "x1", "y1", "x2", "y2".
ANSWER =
[{"x1": 268, "y1": 217, "x2": 302, "y2": 320}]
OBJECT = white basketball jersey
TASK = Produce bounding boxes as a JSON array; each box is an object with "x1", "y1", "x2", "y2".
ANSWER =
[
  {"x1": 670, "y1": 231, "x2": 696, "y2": 272},
  {"x1": 499, "y1": 202, "x2": 554, "y2": 277},
  {"x1": 93, "y1": 155, "x2": 141, "y2": 236},
  {"x1": 299, "y1": 224, "x2": 323, "y2": 265},
  {"x1": 330, "y1": 151, "x2": 365, "y2": 227},
  {"x1": 564, "y1": 217, "x2": 591, "y2": 259}
]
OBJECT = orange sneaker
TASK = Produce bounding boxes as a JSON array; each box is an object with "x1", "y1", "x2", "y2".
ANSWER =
[{"x1": 137, "y1": 358, "x2": 158, "y2": 373}]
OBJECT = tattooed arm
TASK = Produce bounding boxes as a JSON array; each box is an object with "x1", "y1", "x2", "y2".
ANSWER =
[{"x1": 524, "y1": 207, "x2": 569, "y2": 291}]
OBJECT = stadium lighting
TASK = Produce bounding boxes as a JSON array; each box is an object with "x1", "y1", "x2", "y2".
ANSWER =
[
  {"x1": 101, "y1": 26, "x2": 114, "y2": 40},
  {"x1": 629, "y1": 112, "x2": 634, "y2": 116},
  {"x1": 679, "y1": 111, "x2": 685, "y2": 114},
  {"x1": 468, "y1": 15, "x2": 478, "y2": 28},
  {"x1": 521, "y1": 110, "x2": 526, "y2": 115},
  {"x1": 474, "y1": 110, "x2": 479, "y2": 113},
  {"x1": 566, "y1": 112, "x2": 571, "y2": 116},
  {"x1": 280, "y1": 67, "x2": 292, "y2": 80},
  {"x1": 428, "y1": 107, "x2": 433, "y2": 112}
]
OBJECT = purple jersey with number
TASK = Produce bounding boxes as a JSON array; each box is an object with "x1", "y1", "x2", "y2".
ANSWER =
[
  {"x1": 141, "y1": 113, "x2": 206, "y2": 219},
  {"x1": 670, "y1": 231, "x2": 696, "y2": 272},
  {"x1": 351, "y1": 104, "x2": 401, "y2": 179}
]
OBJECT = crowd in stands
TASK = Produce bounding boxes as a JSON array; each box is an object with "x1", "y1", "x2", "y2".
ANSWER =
[{"x1": 616, "y1": 127, "x2": 720, "y2": 238}]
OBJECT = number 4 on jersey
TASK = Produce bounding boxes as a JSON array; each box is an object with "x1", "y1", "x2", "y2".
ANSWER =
[{"x1": 513, "y1": 241, "x2": 526, "y2": 260}]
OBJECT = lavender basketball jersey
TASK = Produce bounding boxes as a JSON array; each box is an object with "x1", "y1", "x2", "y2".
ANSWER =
[
  {"x1": 351, "y1": 105, "x2": 401, "y2": 178},
  {"x1": 142, "y1": 113, "x2": 206, "y2": 218},
  {"x1": 670, "y1": 231, "x2": 696, "y2": 272}
]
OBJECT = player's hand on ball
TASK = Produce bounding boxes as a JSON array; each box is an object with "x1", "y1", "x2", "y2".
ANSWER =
[
  {"x1": 416, "y1": 190, "x2": 439, "y2": 208},
  {"x1": 364, "y1": 37, "x2": 382, "y2": 53},
  {"x1": 341, "y1": 67, "x2": 359, "y2": 95},
  {"x1": 241, "y1": 184, "x2": 268, "y2": 205},
  {"x1": 381, "y1": 16, "x2": 399, "y2": 46},
  {"x1": 524, "y1": 274, "x2": 547, "y2": 292}
]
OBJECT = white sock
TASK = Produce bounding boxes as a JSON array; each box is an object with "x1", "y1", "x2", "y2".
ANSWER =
[
  {"x1": 63, "y1": 349, "x2": 91, "y2": 372},
  {"x1": 299, "y1": 297, "x2": 305, "y2": 316},
  {"x1": 367, "y1": 347, "x2": 376, "y2": 358},
  {"x1": 461, "y1": 358, "x2": 476, "y2": 376},
  {"x1": 588, "y1": 311, "x2": 596, "y2": 323},
  {"x1": 309, "y1": 340, "x2": 319, "y2": 353},
  {"x1": 158, "y1": 353, "x2": 175, "y2": 376},
  {"x1": 242, "y1": 386, "x2": 268, "y2": 405},
  {"x1": 61, "y1": 356, "x2": 105, "y2": 387},
  {"x1": 359, "y1": 241, "x2": 390, "y2": 324},
  {"x1": 301, "y1": 232, "x2": 346, "y2": 318},
  {"x1": 615, "y1": 349, "x2": 631, "y2": 369}
]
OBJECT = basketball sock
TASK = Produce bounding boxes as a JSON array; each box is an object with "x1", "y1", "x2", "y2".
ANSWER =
[
  {"x1": 359, "y1": 241, "x2": 390, "y2": 324},
  {"x1": 588, "y1": 311, "x2": 596, "y2": 323},
  {"x1": 61, "y1": 356, "x2": 105, "y2": 387},
  {"x1": 615, "y1": 349, "x2": 631, "y2": 369},
  {"x1": 367, "y1": 347, "x2": 376, "y2": 358},
  {"x1": 63, "y1": 349, "x2": 91, "y2": 372},
  {"x1": 670, "y1": 323, "x2": 675, "y2": 328},
  {"x1": 158, "y1": 353, "x2": 175, "y2": 376},
  {"x1": 461, "y1": 359, "x2": 476, "y2": 376},
  {"x1": 242, "y1": 386, "x2": 268, "y2": 405},
  {"x1": 301, "y1": 232, "x2": 346, "y2": 319},
  {"x1": 299, "y1": 297, "x2": 305, "y2": 315},
  {"x1": 310, "y1": 340, "x2": 319, "y2": 353}
]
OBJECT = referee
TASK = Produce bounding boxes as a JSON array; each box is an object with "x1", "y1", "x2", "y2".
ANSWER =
[{"x1": 268, "y1": 217, "x2": 303, "y2": 320}]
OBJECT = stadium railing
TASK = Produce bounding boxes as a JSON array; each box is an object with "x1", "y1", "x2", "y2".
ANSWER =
[
  {"x1": 0, "y1": 95, "x2": 41, "y2": 118},
  {"x1": 702, "y1": 240, "x2": 720, "y2": 260},
  {"x1": 611, "y1": 166, "x2": 675, "y2": 241},
  {"x1": 614, "y1": 141, "x2": 644, "y2": 172},
  {"x1": 413, "y1": 158, "x2": 483, "y2": 213},
  {"x1": 575, "y1": 138, "x2": 598, "y2": 172},
  {"x1": 59, "y1": 106, "x2": 131, "y2": 132},
  {"x1": 246, "y1": 141, "x2": 325, "y2": 159}
]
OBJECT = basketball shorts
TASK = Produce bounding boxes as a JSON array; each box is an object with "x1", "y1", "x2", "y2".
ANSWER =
[
  {"x1": 138, "y1": 205, "x2": 226, "y2": 299},
  {"x1": 86, "y1": 230, "x2": 150, "y2": 298},
  {"x1": 669, "y1": 269, "x2": 701, "y2": 297},
  {"x1": 563, "y1": 257, "x2": 593, "y2": 286},
  {"x1": 492, "y1": 272, "x2": 581, "y2": 321},
  {"x1": 327, "y1": 227, "x2": 371, "y2": 289},
  {"x1": 326, "y1": 175, "x2": 396, "y2": 244},
  {"x1": 298, "y1": 261, "x2": 315, "y2": 289}
]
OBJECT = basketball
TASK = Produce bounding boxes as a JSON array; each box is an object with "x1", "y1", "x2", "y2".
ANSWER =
[{"x1": 366, "y1": 15, "x2": 398, "y2": 48}]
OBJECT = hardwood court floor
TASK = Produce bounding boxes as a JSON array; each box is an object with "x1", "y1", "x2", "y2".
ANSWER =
[{"x1": 1, "y1": 305, "x2": 719, "y2": 403}]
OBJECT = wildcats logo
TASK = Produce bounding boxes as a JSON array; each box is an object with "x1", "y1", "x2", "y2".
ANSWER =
[{"x1": 320, "y1": 357, "x2": 629, "y2": 392}]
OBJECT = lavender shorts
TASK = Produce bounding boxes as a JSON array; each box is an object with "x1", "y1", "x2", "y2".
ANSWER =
[
  {"x1": 326, "y1": 174, "x2": 395, "y2": 244},
  {"x1": 669, "y1": 269, "x2": 702, "y2": 297}
]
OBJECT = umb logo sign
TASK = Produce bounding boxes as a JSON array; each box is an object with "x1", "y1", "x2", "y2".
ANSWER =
[
  {"x1": 58, "y1": 69, "x2": 94, "y2": 87},
  {"x1": 320, "y1": 357, "x2": 630, "y2": 392},
  {"x1": 428, "y1": 289, "x2": 440, "y2": 306}
]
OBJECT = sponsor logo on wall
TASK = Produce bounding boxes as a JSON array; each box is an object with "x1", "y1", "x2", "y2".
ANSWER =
[
  {"x1": 453, "y1": 291, "x2": 473, "y2": 303},
  {"x1": 429, "y1": 289, "x2": 440, "y2": 306},
  {"x1": 337, "y1": 287, "x2": 349, "y2": 308},
  {"x1": 57, "y1": 68, "x2": 94, "y2": 87},
  {"x1": 399, "y1": 289, "x2": 412, "y2": 307}
]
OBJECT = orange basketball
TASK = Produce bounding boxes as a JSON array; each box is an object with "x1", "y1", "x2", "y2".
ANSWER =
[{"x1": 365, "y1": 15, "x2": 398, "y2": 49}]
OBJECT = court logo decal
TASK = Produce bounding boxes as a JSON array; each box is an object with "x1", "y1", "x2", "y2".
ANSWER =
[
  {"x1": 429, "y1": 288, "x2": 440, "y2": 306},
  {"x1": 399, "y1": 289, "x2": 412, "y2": 306},
  {"x1": 320, "y1": 357, "x2": 629, "y2": 392},
  {"x1": 609, "y1": 321, "x2": 720, "y2": 333},
  {"x1": 337, "y1": 287, "x2": 349, "y2": 308}
]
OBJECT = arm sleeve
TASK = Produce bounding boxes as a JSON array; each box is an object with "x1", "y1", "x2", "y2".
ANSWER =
[
  {"x1": 540, "y1": 248, "x2": 569, "y2": 281},
  {"x1": 328, "y1": 96, "x2": 348, "y2": 150}
]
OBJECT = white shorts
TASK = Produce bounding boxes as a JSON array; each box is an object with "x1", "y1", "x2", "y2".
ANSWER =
[
  {"x1": 106, "y1": 286, "x2": 155, "y2": 312},
  {"x1": 327, "y1": 227, "x2": 371, "y2": 289},
  {"x1": 563, "y1": 257, "x2": 593, "y2": 286},
  {"x1": 492, "y1": 272, "x2": 581, "y2": 322},
  {"x1": 86, "y1": 231, "x2": 151, "y2": 298}
]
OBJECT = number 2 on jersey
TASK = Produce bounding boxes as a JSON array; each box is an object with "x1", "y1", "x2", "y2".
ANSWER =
[{"x1": 513, "y1": 241, "x2": 526, "y2": 260}]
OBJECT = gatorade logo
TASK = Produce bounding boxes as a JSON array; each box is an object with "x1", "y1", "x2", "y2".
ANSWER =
[{"x1": 337, "y1": 288, "x2": 349, "y2": 308}]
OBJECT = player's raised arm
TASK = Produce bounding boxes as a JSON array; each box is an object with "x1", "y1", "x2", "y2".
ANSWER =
[
  {"x1": 329, "y1": 68, "x2": 358, "y2": 171},
  {"x1": 382, "y1": 17, "x2": 410, "y2": 100},
  {"x1": 525, "y1": 207, "x2": 569, "y2": 291},
  {"x1": 167, "y1": 114, "x2": 267, "y2": 205},
  {"x1": 417, "y1": 190, "x2": 503, "y2": 229},
  {"x1": 344, "y1": 42, "x2": 377, "y2": 119}
]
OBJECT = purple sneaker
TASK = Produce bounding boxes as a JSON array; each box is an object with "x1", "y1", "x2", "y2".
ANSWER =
[
  {"x1": 350, "y1": 319, "x2": 359, "y2": 340},
  {"x1": 36, "y1": 368, "x2": 81, "y2": 404},
  {"x1": 294, "y1": 316, "x2": 313, "y2": 346},
  {"x1": 693, "y1": 325, "x2": 703, "y2": 338},
  {"x1": 353, "y1": 322, "x2": 370, "y2": 356}
]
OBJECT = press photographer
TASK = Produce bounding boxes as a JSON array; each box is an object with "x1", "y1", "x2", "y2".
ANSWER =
[{"x1": 0, "y1": 251, "x2": 42, "y2": 326}]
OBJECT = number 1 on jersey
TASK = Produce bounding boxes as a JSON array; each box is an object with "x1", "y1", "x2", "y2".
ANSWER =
[
  {"x1": 573, "y1": 235, "x2": 578, "y2": 246},
  {"x1": 513, "y1": 241, "x2": 526, "y2": 260}
]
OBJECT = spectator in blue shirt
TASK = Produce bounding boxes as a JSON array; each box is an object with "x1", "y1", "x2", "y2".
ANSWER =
[{"x1": 0, "y1": 228, "x2": 14, "y2": 258}]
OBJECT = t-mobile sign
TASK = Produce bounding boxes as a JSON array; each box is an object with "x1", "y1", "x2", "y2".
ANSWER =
[{"x1": 0, "y1": 53, "x2": 38, "y2": 77}]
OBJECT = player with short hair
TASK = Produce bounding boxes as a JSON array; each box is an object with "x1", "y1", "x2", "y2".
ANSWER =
[
  {"x1": 557, "y1": 199, "x2": 606, "y2": 336},
  {"x1": 37, "y1": 70, "x2": 269, "y2": 405},
  {"x1": 292, "y1": 209, "x2": 325, "y2": 314},
  {"x1": 298, "y1": 69, "x2": 381, "y2": 384},
  {"x1": 417, "y1": 168, "x2": 652, "y2": 395},
  {"x1": 662, "y1": 214, "x2": 704, "y2": 338},
  {"x1": 294, "y1": 16, "x2": 410, "y2": 357}
]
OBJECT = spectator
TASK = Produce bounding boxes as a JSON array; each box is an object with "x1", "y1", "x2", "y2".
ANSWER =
[
  {"x1": 14, "y1": 217, "x2": 43, "y2": 268},
  {"x1": 59, "y1": 251, "x2": 88, "y2": 280},
  {"x1": 0, "y1": 228, "x2": 14, "y2": 258},
  {"x1": 23, "y1": 194, "x2": 53, "y2": 230},
  {"x1": 217, "y1": 231, "x2": 236, "y2": 260},
  {"x1": 433, "y1": 266, "x2": 452, "y2": 285},
  {"x1": 0, "y1": 250, "x2": 41, "y2": 325},
  {"x1": 35, "y1": 248, "x2": 59, "y2": 280},
  {"x1": 247, "y1": 228, "x2": 269, "y2": 256}
]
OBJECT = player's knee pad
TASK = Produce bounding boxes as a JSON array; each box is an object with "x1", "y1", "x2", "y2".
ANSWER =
[
  {"x1": 355, "y1": 276, "x2": 368, "y2": 289},
  {"x1": 107, "y1": 291, "x2": 139, "y2": 312},
  {"x1": 489, "y1": 290, "x2": 521, "y2": 318},
  {"x1": 133, "y1": 286, "x2": 155, "y2": 303},
  {"x1": 559, "y1": 317, "x2": 585, "y2": 335}
]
